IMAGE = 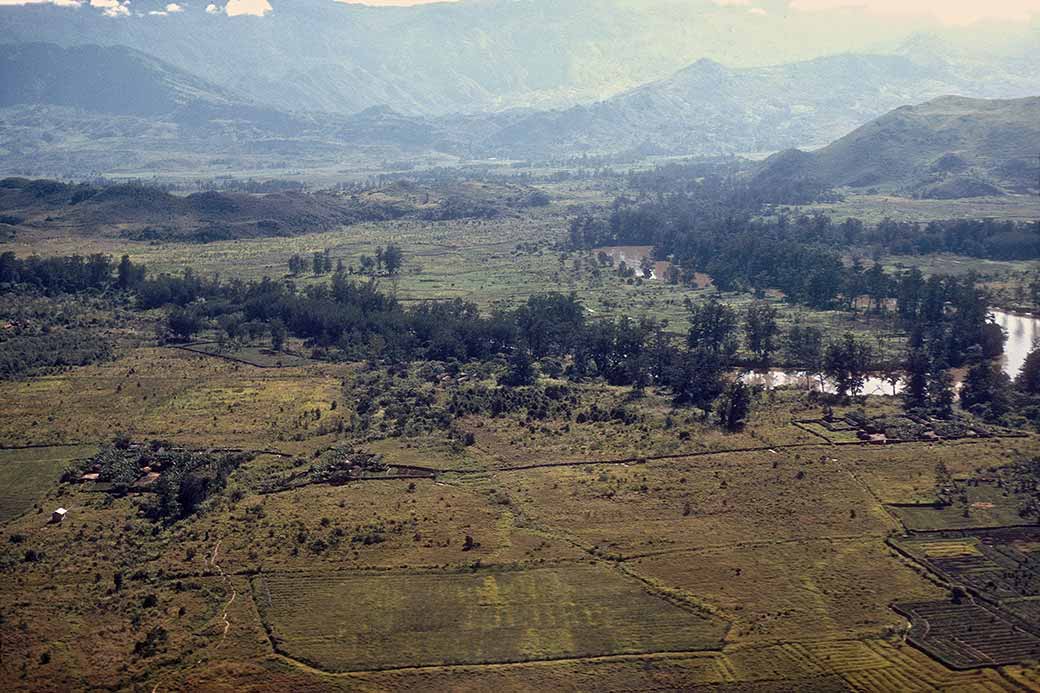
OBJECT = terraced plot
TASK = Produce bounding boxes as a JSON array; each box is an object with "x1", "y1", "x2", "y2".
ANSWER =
[
  {"x1": 895, "y1": 601, "x2": 1040, "y2": 669},
  {"x1": 255, "y1": 564, "x2": 728, "y2": 671}
]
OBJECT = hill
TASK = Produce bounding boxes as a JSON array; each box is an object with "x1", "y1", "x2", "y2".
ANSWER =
[
  {"x1": 753, "y1": 96, "x2": 1040, "y2": 199},
  {"x1": 0, "y1": 177, "x2": 549, "y2": 242},
  {"x1": 0, "y1": 43, "x2": 297, "y2": 131}
]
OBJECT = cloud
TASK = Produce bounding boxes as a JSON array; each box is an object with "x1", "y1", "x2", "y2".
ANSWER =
[
  {"x1": 749, "y1": 6, "x2": 768, "y2": 15},
  {"x1": 788, "y1": 0, "x2": 1040, "y2": 25},
  {"x1": 225, "y1": 0, "x2": 270, "y2": 15},
  {"x1": 206, "y1": 3, "x2": 219, "y2": 13},
  {"x1": 91, "y1": 0, "x2": 129, "y2": 17}
]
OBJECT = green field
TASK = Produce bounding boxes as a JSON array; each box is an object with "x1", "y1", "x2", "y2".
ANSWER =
[
  {"x1": 0, "y1": 445, "x2": 97, "y2": 523},
  {"x1": 256, "y1": 564, "x2": 728, "y2": 671}
]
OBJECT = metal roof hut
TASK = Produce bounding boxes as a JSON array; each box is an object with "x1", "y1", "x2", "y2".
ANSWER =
[{"x1": 51, "y1": 507, "x2": 68, "y2": 524}]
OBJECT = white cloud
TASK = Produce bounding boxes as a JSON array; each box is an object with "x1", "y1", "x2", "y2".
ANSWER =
[
  {"x1": 788, "y1": 0, "x2": 1040, "y2": 25},
  {"x1": 225, "y1": 0, "x2": 270, "y2": 16},
  {"x1": 165, "y1": 2, "x2": 182, "y2": 11},
  {"x1": 205, "y1": 3, "x2": 220, "y2": 13},
  {"x1": 89, "y1": 0, "x2": 129, "y2": 17},
  {"x1": 749, "y1": 6, "x2": 768, "y2": 15}
]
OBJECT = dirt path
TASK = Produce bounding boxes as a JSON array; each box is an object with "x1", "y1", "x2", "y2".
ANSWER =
[{"x1": 210, "y1": 540, "x2": 237, "y2": 646}]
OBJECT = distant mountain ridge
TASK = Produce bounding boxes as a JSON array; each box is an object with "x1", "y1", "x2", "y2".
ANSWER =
[
  {"x1": 0, "y1": 43, "x2": 298, "y2": 131},
  {"x1": 2, "y1": 39, "x2": 1040, "y2": 183},
  {"x1": 480, "y1": 50, "x2": 1040, "y2": 157},
  {"x1": 753, "y1": 96, "x2": 1040, "y2": 198},
  {"x1": 1, "y1": 0, "x2": 1036, "y2": 117}
]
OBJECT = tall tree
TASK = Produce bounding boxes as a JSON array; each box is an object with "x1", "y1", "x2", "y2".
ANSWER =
[
  {"x1": 823, "y1": 333, "x2": 873, "y2": 399},
  {"x1": 688, "y1": 297, "x2": 738, "y2": 361},
  {"x1": 383, "y1": 244, "x2": 404, "y2": 276},
  {"x1": 671, "y1": 347, "x2": 725, "y2": 413},
  {"x1": 1017, "y1": 342, "x2": 1040, "y2": 396},
  {"x1": 744, "y1": 301, "x2": 779, "y2": 367},
  {"x1": 927, "y1": 362, "x2": 956, "y2": 419},
  {"x1": 960, "y1": 361, "x2": 1012, "y2": 420},
  {"x1": 716, "y1": 380, "x2": 752, "y2": 431}
]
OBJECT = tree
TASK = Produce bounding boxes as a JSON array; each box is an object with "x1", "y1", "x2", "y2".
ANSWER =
[
  {"x1": 287, "y1": 254, "x2": 305, "y2": 276},
  {"x1": 928, "y1": 362, "x2": 955, "y2": 419},
  {"x1": 716, "y1": 380, "x2": 752, "y2": 431},
  {"x1": 671, "y1": 347, "x2": 725, "y2": 413},
  {"x1": 1018, "y1": 342, "x2": 1040, "y2": 396},
  {"x1": 744, "y1": 301, "x2": 779, "y2": 366},
  {"x1": 960, "y1": 361, "x2": 1012, "y2": 420},
  {"x1": 383, "y1": 244, "x2": 404, "y2": 276},
  {"x1": 688, "y1": 297, "x2": 738, "y2": 361},
  {"x1": 117, "y1": 255, "x2": 145, "y2": 289},
  {"x1": 823, "y1": 333, "x2": 873, "y2": 399},
  {"x1": 166, "y1": 308, "x2": 201, "y2": 343},
  {"x1": 501, "y1": 347, "x2": 536, "y2": 387},
  {"x1": 903, "y1": 343, "x2": 931, "y2": 412},
  {"x1": 784, "y1": 322, "x2": 824, "y2": 386},
  {"x1": 269, "y1": 319, "x2": 287, "y2": 352},
  {"x1": 313, "y1": 252, "x2": 325, "y2": 276}
]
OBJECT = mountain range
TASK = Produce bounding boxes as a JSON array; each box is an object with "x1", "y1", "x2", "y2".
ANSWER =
[{"x1": 1, "y1": 0, "x2": 1037, "y2": 117}]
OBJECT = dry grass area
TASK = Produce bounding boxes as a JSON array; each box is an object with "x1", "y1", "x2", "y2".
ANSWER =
[
  {"x1": 487, "y1": 451, "x2": 899, "y2": 558},
  {"x1": 0, "y1": 348, "x2": 345, "y2": 452},
  {"x1": 632, "y1": 538, "x2": 944, "y2": 643}
]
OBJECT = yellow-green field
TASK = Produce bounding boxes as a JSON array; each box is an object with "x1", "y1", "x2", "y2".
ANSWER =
[
  {"x1": 256, "y1": 564, "x2": 727, "y2": 671},
  {"x1": 0, "y1": 445, "x2": 97, "y2": 523}
]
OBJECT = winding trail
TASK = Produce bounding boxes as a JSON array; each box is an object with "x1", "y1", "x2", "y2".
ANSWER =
[{"x1": 210, "y1": 540, "x2": 237, "y2": 646}]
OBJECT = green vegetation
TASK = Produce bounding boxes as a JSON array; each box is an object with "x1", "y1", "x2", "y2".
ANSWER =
[{"x1": 257, "y1": 565, "x2": 727, "y2": 671}]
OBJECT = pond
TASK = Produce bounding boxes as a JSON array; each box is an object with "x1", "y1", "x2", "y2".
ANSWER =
[
  {"x1": 595, "y1": 245, "x2": 675, "y2": 282},
  {"x1": 745, "y1": 308, "x2": 1038, "y2": 396}
]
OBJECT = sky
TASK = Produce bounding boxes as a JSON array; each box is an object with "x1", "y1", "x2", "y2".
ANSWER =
[{"x1": 0, "y1": 0, "x2": 1038, "y2": 24}]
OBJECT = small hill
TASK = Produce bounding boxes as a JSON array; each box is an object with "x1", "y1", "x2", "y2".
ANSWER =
[
  {"x1": 753, "y1": 96, "x2": 1040, "y2": 198},
  {"x1": 0, "y1": 177, "x2": 549, "y2": 243}
]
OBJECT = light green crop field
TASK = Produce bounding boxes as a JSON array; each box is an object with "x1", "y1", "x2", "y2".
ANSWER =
[
  {"x1": 255, "y1": 564, "x2": 728, "y2": 671},
  {"x1": 0, "y1": 445, "x2": 97, "y2": 524}
]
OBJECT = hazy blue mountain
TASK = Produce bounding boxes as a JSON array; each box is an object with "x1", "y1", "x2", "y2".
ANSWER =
[
  {"x1": 0, "y1": 43, "x2": 301, "y2": 132},
  {"x1": 0, "y1": 0, "x2": 1017, "y2": 117},
  {"x1": 753, "y1": 96, "x2": 1040, "y2": 197},
  {"x1": 479, "y1": 51, "x2": 1040, "y2": 157}
]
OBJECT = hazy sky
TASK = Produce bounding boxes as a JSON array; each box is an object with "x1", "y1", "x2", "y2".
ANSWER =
[{"x1": 1, "y1": 0, "x2": 1038, "y2": 24}]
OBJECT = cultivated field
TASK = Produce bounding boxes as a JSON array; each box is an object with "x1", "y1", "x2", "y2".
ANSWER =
[{"x1": 256, "y1": 564, "x2": 728, "y2": 671}]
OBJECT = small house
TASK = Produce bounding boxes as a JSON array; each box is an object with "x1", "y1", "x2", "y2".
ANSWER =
[{"x1": 51, "y1": 508, "x2": 68, "y2": 524}]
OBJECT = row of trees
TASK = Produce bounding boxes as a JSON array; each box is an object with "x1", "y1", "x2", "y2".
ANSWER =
[
  {"x1": 0, "y1": 252, "x2": 145, "y2": 293},
  {"x1": 288, "y1": 245, "x2": 405, "y2": 278}
]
